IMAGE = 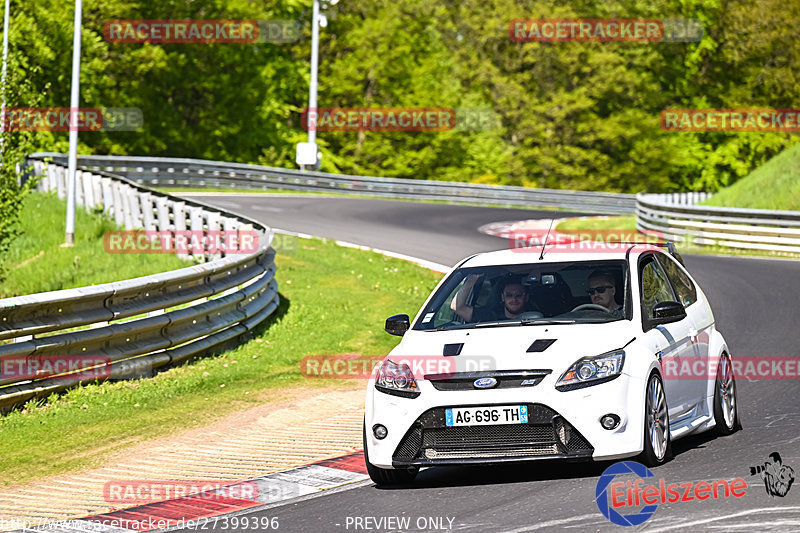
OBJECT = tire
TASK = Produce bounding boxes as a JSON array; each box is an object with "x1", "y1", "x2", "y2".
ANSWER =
[
  {"x1": 363, "y1": 422, "x2": 418, "y2": 486},
  {"x1": 640, "y1": 373, "x2": 672, "y2": 467},
  {"x1": 713, "y1": 353, "x2": 741, "y2": 436}
]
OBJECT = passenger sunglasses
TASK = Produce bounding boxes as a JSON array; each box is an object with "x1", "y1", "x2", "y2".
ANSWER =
[{"x1": 587, "y1": 286, "x2": 613, "y2": 295}]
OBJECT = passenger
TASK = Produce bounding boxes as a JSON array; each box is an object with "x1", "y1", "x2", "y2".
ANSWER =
[
  {"x1": 587, "y1": 270, "x2": 623, "y2": 316},
  {"x1": 451, "y1": 275, "x2": 530, "y2": 322}
]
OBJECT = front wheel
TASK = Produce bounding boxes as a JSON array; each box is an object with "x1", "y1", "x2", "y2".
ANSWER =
[
  {"x1": 640, "y1": 373, "x2": 672, "y2": 466},
  {"x1": 713, "y1": 353, "x2": 741, "y2": 435},
  {"x1": 363, "y1": 422, "x2": 418, "y2": 486}
]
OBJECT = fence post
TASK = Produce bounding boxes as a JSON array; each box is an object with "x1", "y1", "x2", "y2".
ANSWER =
[
  {"x1": 129, "y1": 187, "x2": 143, "y2": 228},
  {"x1": 120, "y1": 185, "x2": 135, "y2": 229},
  {"x1": 222, "y1": 217, "x2": 239, "y2": 256},
  {"x1": 110, "y1": 181, "x2": 124, "y2": 226},
  {"x1": 189, "y1": 206, "x2": 205, "y2": 261},
  {"x1": 155, "y1": 197, "x2": 170, "y2": 232},
  {"x1": 141, "y1": 192, "x2": 156, "y2": 231},
  {"x1": 75, "y1": 169, "x2": 85, "y2": 208},
  {"x1": 56, "y1": 165, "x2": 66, "y2": 199},
  {"x1": 91, "y1": 173, "x2": 103, "y2": 211},
  {"x1": 101, "y1": 178, "x2": 114, "y2": 219},
  {"x1": 82, "y1": 171, "x2": 95, "y2": 211},
  {"x1": 173, "y1": 201, "x2": 188, "y2": 260},
  {"x1": 207, "y1": 211, "x2": 221, "y2": 261}
]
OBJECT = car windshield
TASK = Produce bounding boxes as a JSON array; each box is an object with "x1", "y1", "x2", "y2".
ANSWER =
[{"x1": 413, "y1": 260, "x2": 629, "y2": 331}]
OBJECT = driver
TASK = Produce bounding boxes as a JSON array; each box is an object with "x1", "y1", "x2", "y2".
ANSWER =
[
  {"x1": 451, "y1": 275, "x2": 530, "y2": 322},
  {"x1": 586, "y1": 270, "x2": 623, "y2": 317}
]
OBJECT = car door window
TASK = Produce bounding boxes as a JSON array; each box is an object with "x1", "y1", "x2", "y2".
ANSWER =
[
  {"x1": 432, "y1": 277, "x2": 467, "y2": 327},
  {"x1": 656, "y1": 254, "x2": 697, "y2": 307},
  {"x1": 431, "y1": 275, "x2": 490, "y2": 327},
  {"x1": 640, "y1": 258, "x2": 676, "y2": 319}
]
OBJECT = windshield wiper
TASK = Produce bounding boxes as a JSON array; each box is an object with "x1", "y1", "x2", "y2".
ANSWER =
[
  {"x1": 427, "y1": 323, "x2": 473, "y2": 331},
  {"x1": 473, "y1": 320, "x2": 519, "y2": 328},
  {"x1": 520, "y1": 319, "x2": 577, "y2": 325},
  {"x1": 433, "y1": 318, "x2": 579, "y2": 330}
]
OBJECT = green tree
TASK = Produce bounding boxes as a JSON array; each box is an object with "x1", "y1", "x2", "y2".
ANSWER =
[
  {"x1": 0, "y1": 50, "x2": 46, "y2": 281},
  {"x1": 4, "y1": 0, "x2": 800, "y2": 195}
]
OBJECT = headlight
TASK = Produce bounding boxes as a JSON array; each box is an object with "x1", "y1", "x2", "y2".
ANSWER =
[
  {"x1": 556, "y1": 350, "x2": 625, "y2": 391},
  {"x1": 375, "y1": 359, "x2": 420, "y2": 398}
]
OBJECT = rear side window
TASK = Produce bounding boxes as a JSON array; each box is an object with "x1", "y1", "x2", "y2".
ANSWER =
[{"x1": 657, "y1": 254, "x2": 697, "y2": 307}]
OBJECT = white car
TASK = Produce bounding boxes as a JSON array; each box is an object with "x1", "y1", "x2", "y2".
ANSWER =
[{"x1": 363, "y1": 243, "x2": 740, "y2": 485}]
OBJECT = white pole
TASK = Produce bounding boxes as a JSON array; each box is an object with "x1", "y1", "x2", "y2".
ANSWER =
[
  {"x1": 0, "y1": 0, "x2": 11, "y2": 153},
  {"x1": 65, "y1": 0, "x2": 82, "y2": 246},
  {"x1": 308, "y1": 0, "x2": 319, "y2": 148}
]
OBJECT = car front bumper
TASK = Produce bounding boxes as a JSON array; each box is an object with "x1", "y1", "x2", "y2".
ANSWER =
[
  {"x1": 390, "y1": 403, "x2": 594, "y2": 467},
  {"x1": 365, "y1": 372, "x2": 646, "y2": 469}
]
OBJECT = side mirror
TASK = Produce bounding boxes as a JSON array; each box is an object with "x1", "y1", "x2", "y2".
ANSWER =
[
  {"x1": 651, "y1": 301, "x2": 686, "y2": 324},
  {"x1": 385, "y1": 314, "x2": 410, "y2": 336}
]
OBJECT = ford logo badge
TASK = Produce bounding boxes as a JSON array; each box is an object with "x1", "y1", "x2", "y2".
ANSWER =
[{"x1": 474, "y1": 377, "x2": 497, "y2": 389}]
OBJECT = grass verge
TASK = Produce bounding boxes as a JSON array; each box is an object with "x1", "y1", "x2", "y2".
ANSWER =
[
  {"x1": 0, "y1": 192, "x2": 188, "y2": 298},
  {"x1": 701, "y1": 143, "x2": 800, "y2": 211},
  {"x1": 0, "y1": 236, "x2": 443, "y2": 486},
  {"x1": 556, "y1": 215, "x2": 637, "y2": 232}
]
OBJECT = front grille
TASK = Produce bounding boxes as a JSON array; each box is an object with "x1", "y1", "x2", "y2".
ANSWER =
[
  {"x1": 392, "y1": 404, "x2": 593, "y2": 465},
  {"x1": 424, "y1": 424, "x2": 554, "y2": 447},
  {"x1": 426, "y1": 370, "x2": 552, "y2": 391},
  {"x1": 424, "y1": 445, "x2": 559, "y2": 459}
]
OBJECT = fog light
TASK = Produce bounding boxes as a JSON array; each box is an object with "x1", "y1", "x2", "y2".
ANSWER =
[
  {"x1": 373, "y1": 424, "x2": 388, "y2": 439},
  {"x1": 601, "y1": 414, "x2": 620, "y2": 430}
]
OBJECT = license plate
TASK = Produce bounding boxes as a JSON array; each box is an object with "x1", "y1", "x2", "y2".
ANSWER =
[{"x1": 445, "y1": 405, "x2": 528, "y2": 427}]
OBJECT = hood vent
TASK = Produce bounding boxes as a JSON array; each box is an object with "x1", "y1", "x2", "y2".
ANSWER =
[
  {"x1": 443, "y1": 343, "x2": 464, "y2": 356},
  {"x1": 527, "y1": 339, "x2": 557, "y2": 353}
]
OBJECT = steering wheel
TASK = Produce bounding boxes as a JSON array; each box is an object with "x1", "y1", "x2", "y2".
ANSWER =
[{"x1": 571, "y1": 303, "x2": 612, "y2": 313}]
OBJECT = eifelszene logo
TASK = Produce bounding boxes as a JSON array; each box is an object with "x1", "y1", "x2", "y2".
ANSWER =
[
  {"x1": 749, "y1": 452, "x2": 795, "y2": 497},
  {"x1": 595, "y1": 461, "x2": 748, "y2": 526},
  {"x1": 596, "y1": 461, "x2": 658, "y2": 526}
]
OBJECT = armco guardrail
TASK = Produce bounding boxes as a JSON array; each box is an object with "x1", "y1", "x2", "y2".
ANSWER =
[
  {"x1": 31, "y1": 152, "x2": 637, "y2": 215},
  {"x1": 0, "y1": 156, "x2": 280, "y2": 411},
  {"x1": 637, "y1": 193, "x2": 800, "y2": 254}
]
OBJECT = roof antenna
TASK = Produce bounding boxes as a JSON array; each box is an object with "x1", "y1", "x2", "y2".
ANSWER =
[{"x1": 538, "y1": 219, "x2": 554, "y2": 261}]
